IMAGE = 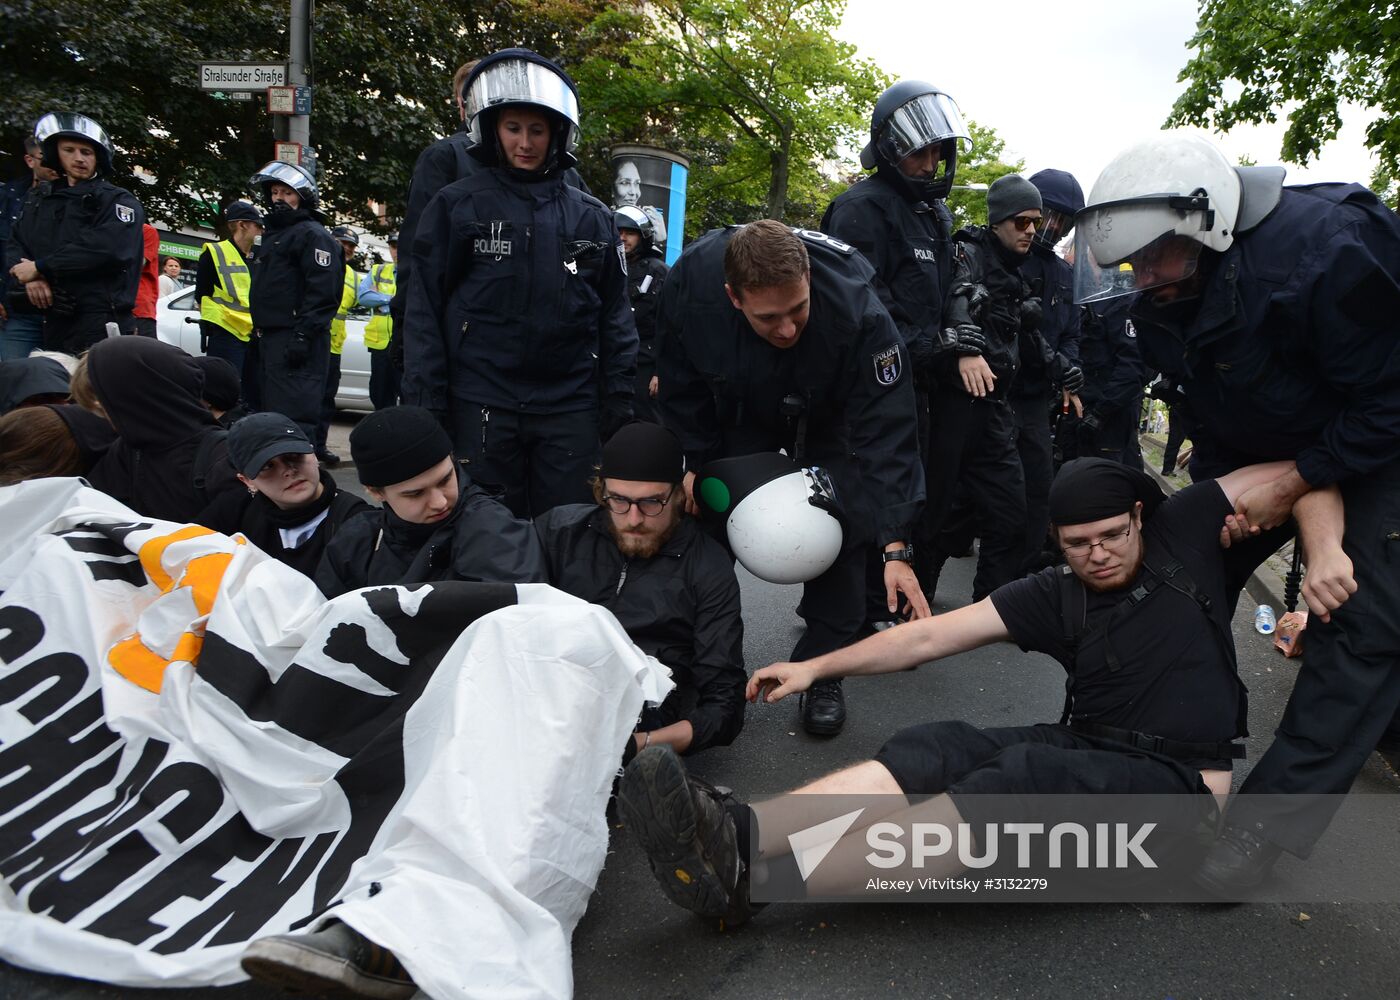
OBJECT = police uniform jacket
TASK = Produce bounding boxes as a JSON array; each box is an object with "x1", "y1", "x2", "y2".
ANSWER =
[
  {"x1": 402, "y1": 168, "x2": 637, "y2": 414},
  {"x1": 4, "y1": 176, "x2": 145, "y2": 315},
  {"x1": 315, "y1": 465, "x2": 549, "y2": 598},
  {"x1": 939, "y1": 226, "x2": 1038, "y2": 393},
  {"x1": 1129, "y1": 183, "x2": 1400, "y2": 486},
  {"x1": 248, "y1": 207, "x2": 342, "y2": 339},
  {"x1": 1015, "y1": 241, "x2": 1082, "y2": 397},
  {"x1": 534, "y1": 504, "x2": 746, "y2": 754},
  {"x1": 656, "y1": 226, "x2": 924, "y2": 548},
  {"x1": 627, "y1": 247, "x2": 670, "y2": 383},
  {"x1": 819, "y1": 169, "x2": 954, "y2": 376},
  {"x1": 1079, "y1": 295, "x2": 1148, "y2": 419}
]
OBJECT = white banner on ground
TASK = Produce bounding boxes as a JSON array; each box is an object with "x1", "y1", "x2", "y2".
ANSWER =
[{"x1": 0, "y1": 479, "x2": 672, "y2": 998}]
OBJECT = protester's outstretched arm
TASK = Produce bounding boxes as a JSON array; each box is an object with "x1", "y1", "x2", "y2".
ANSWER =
[
  {"x1": 747, "y1": 599, "x2": 1011, "y2": 703},
  {"x1": 1293, "y1": 484, "x2": 1355, "y2": 622}
]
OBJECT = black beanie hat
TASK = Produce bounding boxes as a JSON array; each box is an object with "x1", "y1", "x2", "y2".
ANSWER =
[
  {"x1": 986, "y1": 174, "x2": 1042, "y2": 225},
  {"x1": 350, "y1": 406, "x2": 454, "y2": 488},
  {"x1": 1048, "y1": 458, "x2": 1166, "y2": 526},
  {"x1": 600, "y1": 422, "x2": 684, "y2": 484}
]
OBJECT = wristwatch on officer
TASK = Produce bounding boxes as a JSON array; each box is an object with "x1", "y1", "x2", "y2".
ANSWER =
[{"x1": 881, "y1": 544, "x2": 915, "y2": 564}]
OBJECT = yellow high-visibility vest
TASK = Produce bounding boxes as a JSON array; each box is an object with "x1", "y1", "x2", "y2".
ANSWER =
[
  {"x1": 198, "y1": 240, "x2": 252, "y2": 341},
  {"x1": 331, "y1": 266, "x2": 359, "y2": 355},
  {"x1": 364, "y1": 262, "x2": 396, "y2": 351}
]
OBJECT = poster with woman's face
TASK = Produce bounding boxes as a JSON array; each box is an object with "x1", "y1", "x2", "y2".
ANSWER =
[{"x1": 611, "y1": 156, "x2": 674, "y2": 250}]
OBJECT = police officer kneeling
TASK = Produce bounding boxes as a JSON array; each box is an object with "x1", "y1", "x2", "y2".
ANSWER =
[
  {"x1": 247, "y1": 162, "x2": 342, "y2": 441},
  {"x1": 656, "y1": 220, "x2": 928, "y2": 736}
]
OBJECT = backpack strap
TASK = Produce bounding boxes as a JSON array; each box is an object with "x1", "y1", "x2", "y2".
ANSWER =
[{"x1": 1057, "y1": 564, "x2": 1085, "y2": 724}]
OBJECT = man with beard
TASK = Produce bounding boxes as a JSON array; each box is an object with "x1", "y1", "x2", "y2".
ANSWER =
[
  {"x1": 617, "y1": 457, "x2": 1354, "y2": 924},
  {"x1": 535, "y1": 422, "x2": 745, "y2": 756}
]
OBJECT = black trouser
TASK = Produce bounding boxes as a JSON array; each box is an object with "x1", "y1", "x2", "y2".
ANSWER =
[
  {"x1": 369, "y1": 345, "x2": 400, "y2": 410},
  {"x1": 918, "y1": 391, "x2": 1026, "y2": 602},
  {"x1": 449, "y1": 402, "x2": 598, "y2": 518},
  {"x1": 43, "y1": 309, "x2": 132, "y2": 354},
  {"x1": 875, "y1": 720, "x2": 1209, "y2": 797},
  {"x1": 1162, "y1": 407, "x2": 1192, "y2": 472},
  {"x1": 257, "y1": 326, "x2": 329, "y2": 442},
  {"x1": 132, "y1": 316, "x2": 157, "y2": 338},
  {"x1": 316, "y1": 353, "x2": 342, "y2": 452},
  {"x1": 1010, "y1": 390, "x2": 1055, "y2": 571},
  {"x1": 633, "y1": 365, "x2": 658, "y2": 423},
  {"x1": 1227, "y1": 455, "x2": 1400, "y2": 857},
  {"x1": 203, "y1": 323, "x2": 258, "y2": 409}
]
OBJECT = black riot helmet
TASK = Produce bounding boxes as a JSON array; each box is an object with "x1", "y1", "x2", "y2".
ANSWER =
[
  {"x1": 861, "y1": 82, "x2": 971, "y2": 203},
  {"x1": 1027, "y1": 169, "x2": 1084, "y2": 248},
  {"x1": 462, "y1": 49, "x2": 580, "y2": 178},
  {"x1": 34, "y1": 112, "x2": 114, "y2": 177},
  {"x1": 249, "y1": 160, "x2": 319, "y2": 211}
]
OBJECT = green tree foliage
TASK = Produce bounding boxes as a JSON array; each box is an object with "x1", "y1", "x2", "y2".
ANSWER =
[
  {"x1": 576, "y1": 0, "x2": 888, "y2": 232},
  {"x1": 944, "y1": 121, "x2": 1024, "y2": 232},
  {"x1": 1169, "y1": 0, "x2": 1400, "y2": 177},
  {"x1": 0, "y1": 0, "x2": 612, "y2": 231}
]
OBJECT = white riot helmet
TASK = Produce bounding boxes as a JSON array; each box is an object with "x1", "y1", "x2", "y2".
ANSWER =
[
  {"x1": 1073, "y1": 132, "x2": 1242, "y2": 304},
  {"x1": 249, "y1": 160, "x2": 319, "y2": 210},
  {"x1": 696, "y1": 453, "x2": 844, "y2": 585},
  {"x1": 462, "y1": 48, "x2": 580, "y2": 173}
]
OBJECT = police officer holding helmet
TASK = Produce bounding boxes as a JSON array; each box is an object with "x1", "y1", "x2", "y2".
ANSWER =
[
  {"x1": 657, "y1": 219, "x2": 929, "y2": 736},
  {"x1": 820, "y1": 81, "x2": 970, "y2": 626},
  {"x1": 247, "y1": 161, "x2": 343, "y2": 441},
  {"x1": 5, "y1": 113, "x2": 145, "y2": 353},
  {"x1": 403, "y1": 48, "x2": 636, "y2": 518},
  {"x1": 616, "y1": 205, "x2": 669, "y2": 422},
  {"x1": 1074, "y1": 131, "x2": 1400, "y2": 893}
]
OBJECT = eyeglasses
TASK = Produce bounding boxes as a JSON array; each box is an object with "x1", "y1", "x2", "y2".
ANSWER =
[
  {"x1": 602, "y1": 488, "x2": 677, "y2": 517},
  {"x1": 1010, "y1": 215, "x2": 1042, "y2": 232},
  {"x1": 1061, "y1": 522, "x2": 1133, "y2": 558}
]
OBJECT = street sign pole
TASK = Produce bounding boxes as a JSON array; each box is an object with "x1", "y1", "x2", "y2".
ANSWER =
[{"x1": 288, "y1": 0, "x2": 311, "y2": 152}]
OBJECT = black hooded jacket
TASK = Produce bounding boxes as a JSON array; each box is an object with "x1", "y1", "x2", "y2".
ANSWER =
[
  {"x1": 534, "y1": 504, "x2": 745, "y2": 754},
  {"x1": 200, "y1": 467, "x2": 374, "y2": 577},
  {"x1": 84, "y1": 337, "x2": 243, "y2": 521},
  {"x1": 249, "y1": 206, "x2": 343, "y2": 339},
  {"x1": 315, "y1": 465, "x2": 548, "y2": 597}
]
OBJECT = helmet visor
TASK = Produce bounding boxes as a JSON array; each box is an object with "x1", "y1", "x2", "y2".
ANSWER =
[
  {"x1": 34, "y1": 113, "x2": 111, "y2": 152},
  {"x1": 877, "y1": 92, "x2": 972, "y2": 165},
  {"x1": 1072, "y1": 227, "x2": 1203, "y2": 304},
  {"x1": 1033, "y1": 207, "x2": 1076, "y2": 248},
  {"x1": 465, "y1": 58, "x2": 580, "y2": 134},
  {"x1": 250, "y1": 161, "x2": 314, "y2": 193}
]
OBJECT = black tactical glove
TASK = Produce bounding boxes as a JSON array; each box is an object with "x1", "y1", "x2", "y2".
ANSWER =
[
  {"x1": 284, "y1": 332, "x2": 311, "y2": 370},
  {"x1": 1019, "y1": 296, "x2": 1043, "y2": 333},
  {"x1": 951, "y1": 324, "x2": 988, "y2": 357},
  {"x1": 1056, "y1": 357, "x2": 1085, "y2": 394},
  {"x1": 599, "y1": 397, "x2": 633, "y2": 442}
]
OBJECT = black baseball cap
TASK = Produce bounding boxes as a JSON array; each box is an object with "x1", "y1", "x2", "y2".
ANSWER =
[
  {"x1": 228, "y1": 412, "x2": 314, "y2": 479},
  {"x1": 330, "y1": 225, "x2": 359, "y2": 246},
  {"x1": 224, "y1": 200, "x2": 264, "y2": 225}
]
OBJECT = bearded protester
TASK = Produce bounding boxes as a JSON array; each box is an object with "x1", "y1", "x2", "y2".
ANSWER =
[{"x1": 535, "y1": 422, "x2": 745, "y2": 757}]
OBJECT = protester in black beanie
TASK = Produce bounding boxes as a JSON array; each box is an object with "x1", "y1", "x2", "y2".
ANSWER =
[{"x1": 315, "y1": 405, "x2": 548, "y2": 597}]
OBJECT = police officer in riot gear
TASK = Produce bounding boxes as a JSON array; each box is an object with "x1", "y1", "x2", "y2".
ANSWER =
[
  {"x1": 657, "y1": 219, "x2": 929, "y2": 736},
  {"x1": 247, "y1": 161, "x2": 342, "y2": 442},
  {"x1": 1014, "y1": 169, "x2": 1085, "y2": 565},
  {"x1": 1074, "y1": 131, "x2": 1400, "y2": 893},
  {"x1": 820, "y1": 81, "x2": 970, "y2": 624},
  {"x1": 403, "y1": 49, "x2": 636, "y2": 519},
  {"x1": 5, "y1": 113, "x2": 145, "y2": 354},
  {"x1": 616, "y1": 205, "x2": 669, "y2": 422}
]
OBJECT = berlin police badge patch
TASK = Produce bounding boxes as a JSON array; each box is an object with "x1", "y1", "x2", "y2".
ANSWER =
[
  {"x1": 314, "y1": 249, "x2": 331, "y2": 267},
  {"x1": 872, "y1": 345, "x2": 902, "y2": 385},
  {"x1": 115, "y1": 204, "x2": 134, "y2": 224}
]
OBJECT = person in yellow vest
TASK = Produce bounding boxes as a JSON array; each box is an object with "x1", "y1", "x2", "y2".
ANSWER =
[
  {"x1": 317, "y1": 225, "x2": 361, "y2": 467},
  {"x1": 357, "y1": 232, "x2": 399, "y2": 409},
  {"x1": 195, "y1": 200, "x2": 263, "y2": 406}
]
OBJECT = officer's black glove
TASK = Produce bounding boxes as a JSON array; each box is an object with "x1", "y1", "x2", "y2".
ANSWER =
[
  {"x1": 1058, "y1": 362, "x2": 1085, "y2": 394},
  {"x1": 1081, "y1": 410, "x2": 1103, "y2": 431},
  {"x1": 951, "y1": 324, "x2": 987, "y2": 357},
  {"x1": 1019, "y1": 296, "x2": 1043, "y2": 333},
  {"x1": 284, "y1": 333, "x2": 311, "y2": 370},
  {"x1": 599, "y1": 397, "x2": 633, "y2": 442}
]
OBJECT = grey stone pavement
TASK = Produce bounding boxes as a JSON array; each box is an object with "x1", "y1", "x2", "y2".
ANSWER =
[{"x1": 3, "y1": 423, "x2": 1396, "y2": 999}]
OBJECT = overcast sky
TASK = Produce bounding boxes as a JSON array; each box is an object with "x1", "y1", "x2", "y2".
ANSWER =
[{"x1": 837, "y1": 0, "x2": 1378, "y2": 193}]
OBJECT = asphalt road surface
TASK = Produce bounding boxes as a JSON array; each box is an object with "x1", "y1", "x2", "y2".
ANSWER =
[{"x1": 3, "y1": 458, "x2": 1396, "y2": 999}]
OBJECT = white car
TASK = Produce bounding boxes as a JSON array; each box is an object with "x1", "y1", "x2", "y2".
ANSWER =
[{"x1": 156, "y1": 286, "x2": 374, "y2": 412}]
